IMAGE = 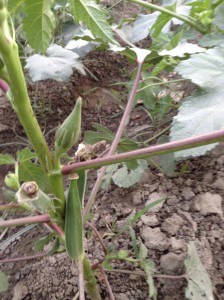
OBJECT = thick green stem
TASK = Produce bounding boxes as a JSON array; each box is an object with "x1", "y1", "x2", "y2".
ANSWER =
[
  {"x1": 0, "y1": 6, "x2": 65, "y2": 214},
  {"x1": 0, "y1": 8, "x2": 51, "y2": 172},
  {"x1": 127, "y1": 0, "x2": 207, "y2": 34},
  {"x1": 83, "y1": 255, "x2": 101, "y2": 300}
]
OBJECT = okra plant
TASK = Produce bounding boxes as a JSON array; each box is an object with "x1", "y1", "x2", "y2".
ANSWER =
[{"x1": 0, "y1": 0, "x2": 224, "y2": 299}]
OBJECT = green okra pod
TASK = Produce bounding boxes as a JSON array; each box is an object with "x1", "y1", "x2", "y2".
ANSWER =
[
  {"x1": 65, "y1": 176, "x2": 83, "y2": 261},
  {"x1": 55, "y1": 97, "x2": 82, "y2": 157}
]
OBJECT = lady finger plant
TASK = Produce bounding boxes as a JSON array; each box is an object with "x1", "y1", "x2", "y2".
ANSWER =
[{"x1": 0, "y1": 0, "x2": 224, "y2": 299}]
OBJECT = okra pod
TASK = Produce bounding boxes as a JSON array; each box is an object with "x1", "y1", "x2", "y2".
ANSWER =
[{"x1": 65, "y1": 177, "x2": 83, "y2": 261}]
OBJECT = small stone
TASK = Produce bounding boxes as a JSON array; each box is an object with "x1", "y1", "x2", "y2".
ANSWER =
[
  {"x1": 116, "y1": 293, "x2": 129, "y2": 300},
  {"x1": 132, "y1": 191, "x2": 142, "y2": 205},
  {"x1": 52, "y1": 278, "x2": 60, "y2": 286},
  {"x1": 203, "y1": 172, "x2": 214, "y2": 184},
  {"x1": 140, "y1": 227, "x2": 170, "y2": 251},
  {"x1": 166, "y1": 195, "x2": 179, "y2": 206},
  {"x1": 216, "y1": 155, "x2": 224, "y2": 165},
  {"x1": 179, "y1": 211, "x2": 197, "y2": 232},
  {"x1": 70, "y1": 266, "x2": 78, "y2": 276},
  {"x1": 193, "y1": 192, "x2": 223, "y2": 219},
  {"x1": 12, "y1": 283, "x2": 29, "y2": 300},
  {"x1": 182, "y1": 187, "x2": 195, "y2": 201},
  {"x1": 145, "y1": 192, "x2": 166, "y2": 213},
  {"x1": 169, "y1": 237, "x2": 186, "y2": 253},
  {"x1": 48, "y1": 256, "x2": 56, "y2": 265},
  {"x1": 160, "y1": 252, "x2": 185, "y2": 274},
  {"x1": 69, "y1": 276, "x2": 78, "y2": 285},
  {"x1": 211, "y1": 178, "x2": 224, "y2": 190},
  {"x1": 161, "y1": 214, "x2": 184, "y2": 236},
  {"x1": 141, "y1": 214, "x2": 159, "y2": 227}
]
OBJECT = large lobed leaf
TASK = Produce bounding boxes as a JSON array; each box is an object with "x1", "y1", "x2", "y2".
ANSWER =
[
  {"x1": 23, "y1": 0, "x2": 56, "y2": 53},
  {"x1": 68, "y1": 0, "x2": 115, "y2": 44},
  {"x1": 8, "y1": 0, "x2": 24, "y2": 15},
  {"x1": 25, "y1": 44, "x2": 85, "y2": 82},
  {"x1": 171, "y1": 46, "x2": 224, "y2": 159},
  {"x1": 175, "y1": 47, "x2": 224, "y2": 90},
  {"x1": 170, "y1": 90, "x2": 224, "y2": 159}
]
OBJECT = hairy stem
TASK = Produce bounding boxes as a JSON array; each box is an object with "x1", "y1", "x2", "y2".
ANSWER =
[
  {"x1": 127, "y1": 0, "x2": 207, "y2": 34},
  {"x1": 83, "y1": 60, "x2": 144, "y2": 222},
  {"x1": 60, "y1": 129, "x2": 224, "y2": 174},
  {"x1": 98, "y1": 266, "x2": 116, "y2": 300},
  {"x1": 0, "y1": 5, "x2": 65, "y2": 214},
  {"x1": 83, "y1": 255, "x2": 101, "y2": 300}
]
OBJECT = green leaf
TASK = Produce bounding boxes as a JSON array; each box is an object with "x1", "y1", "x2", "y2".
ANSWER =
[
  {"x1": 143, "y1": 260, "x2": 157, "y2": 300},
  {"x1": 157, "y1": 135, "x2": 175, "y2": 176},
  {"x1": 199, "y1": 33, "x2": 224, "y2": 47},
  {"x1": 117, "y1": 250, "x2": 129, "y2": 259},
  {"x1": 23, "y1": 0, "x2": 56, "y2": 53},
  {"x1": 68, "y1": 0, "x2": 115, "y2": 44},
  {"x1": 34, "y1": 233, "x2": 55, "y2": 252},
  {"x1": 5, "y1": 173, "x2": 20, "y2": 190},
  {"x1": 129, "y1": 226, "x2": 138, "y2": 258},
  {"x1": 101, "y1": 164, "x2": 119, "y2": 190},
  {"x1": 84, "y1": 123, "x2": 114, "y2": 144},
  {"x1": 0, "y1": 271, "x2": 8, "y2": 293},
  {"x1": 84, "y1": 123, "x2": 139, "y2": 154},
  {"x1": 0, "y1": 154, "x2": 15, "y2": 165},
  {"x1": 185, "y1": 241, "x2": 214, "y2": 300},
  {"x1": 159, "y1": 41, "x2": 205, "y2": 57},
  {"x1": 16, "y1": 148, "x2": 36, "y2": 163},
  {"x1": 170, "y1": 90, "x2": 224, "y2": 159},
  {"x1": 8, "y1": 0, "x2": 24, "y2": 15},
  {"x1": 175, "y1": 46, "x2": 224, "y2": 90},
  {"x1": 139, "y1": 241, "x2": 157, "y2": 300},
  {"x1": 166, "y1": 30, "x2": 184, "y2": 50},
  {"x1": 112, "y1": 160, "x2": 148, "y2": 188},
  {"x1": 139, "y1": 240, "x2": 148, "y2": 260},
  {"x1": 151, "y1": 10, "x2": 173, "y2": 38},
  {"x1": 18, "y1": 161, "x2": 49, "y2": 191},
  {"x1": 118, "y1": 137, "x2": 139, "y2": 153},
  {"x1": 130, "y1": 198, "x2": 165, "y2": 225},
  {"x1": 25, "y1": 44, "x2": 85, "y2": 82},
  {"x1": 213, "y1": 3, "x2": 224, "y2": 30}
]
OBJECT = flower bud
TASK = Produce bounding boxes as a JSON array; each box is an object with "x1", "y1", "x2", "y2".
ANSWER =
[{"x1": 55, "y1": 97, "x2": 82, "y2": 156}]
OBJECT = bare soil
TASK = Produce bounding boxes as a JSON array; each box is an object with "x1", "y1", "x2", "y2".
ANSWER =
[{"x1": 0, "y1": 37, "x2": 224, "y2": 300}]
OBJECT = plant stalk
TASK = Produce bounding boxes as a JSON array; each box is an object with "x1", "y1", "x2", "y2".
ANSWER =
[
  {"x1": 60, "y1": 129, "x2": 224, "y2": 174},
  {"x1": 78, "y1": 260, "x2": 85, "y2": 300},
  {"x1": 83, "y1": 60, "x2": 144, "y2": 222},
  {"x1": 0, "y1": 214, "x2": 50, "y2": 227},
  {"x1": 83, "y1": 255, "x2": 101, "y2": 300},
  {"x1": 127, "y1": 0, "x2": 207, "y2": 34},
  {"x1": 0, "y1": 253, "x2": 46, "y2": 264},
  {"x1": 0, "y1": 6, "x2": 65, "y2": 213}
]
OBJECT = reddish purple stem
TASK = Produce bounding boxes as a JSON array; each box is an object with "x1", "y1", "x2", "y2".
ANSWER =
[
  {"x1": 0, "y1": 214, "x2": 50, "y2": 227},
  {"x1": 0, "y1": 79, "x2": 8, "y2": 93},
  {"x1": 61, "y1": 129, "x2": 224, "y2": 175}
]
